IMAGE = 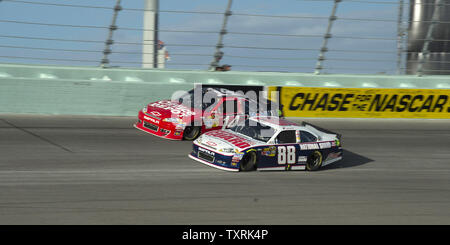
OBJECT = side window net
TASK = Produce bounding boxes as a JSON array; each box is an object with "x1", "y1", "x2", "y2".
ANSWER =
[{"x1": 276, "y1": 130, "x2": 296, "y2": 144}]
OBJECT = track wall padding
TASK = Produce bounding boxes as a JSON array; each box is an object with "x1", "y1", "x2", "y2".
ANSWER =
[{"x1": 1, "y1": 63, "x2": 449, "y2": 116}]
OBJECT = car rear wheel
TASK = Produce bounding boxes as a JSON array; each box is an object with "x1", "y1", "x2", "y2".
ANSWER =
[
  {"x1": 183, "y1": 126, "x2": 201, "y2": 140},
  {"x1": 306, "y1": 151, "x2": 323, "y2": 171},
  {"x1": 240, "y1": 151, "x2": 257, "y2": 172}
]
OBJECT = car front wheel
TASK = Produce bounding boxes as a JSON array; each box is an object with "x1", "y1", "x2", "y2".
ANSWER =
[
  {"x1": 183, "y1": 126, "x2": 201, "y2": 140},
  {"x1": 240, "y1": 151, "x2": 257, "y2": 172}
]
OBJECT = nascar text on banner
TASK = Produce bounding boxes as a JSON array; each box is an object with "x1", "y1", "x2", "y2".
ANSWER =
[{"x1": 267, "y1": 86, "x2": 450, "y2": 119}]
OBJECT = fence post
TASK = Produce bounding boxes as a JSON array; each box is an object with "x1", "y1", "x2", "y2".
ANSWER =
[
  {"x1": 315, "y1": 0, "x2": 340, "y2": 75},
  {"x1": 209, "y1": 0, "x2": 233, "y2": 71},
  {"x1": 417, "y1": 0, "x2": 442, "y2": 76},
  {"x1": 100, "y1": 0, "x2": 122, "y2": 68}
]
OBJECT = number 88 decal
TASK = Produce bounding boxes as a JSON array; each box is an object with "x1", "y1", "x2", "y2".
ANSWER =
[{"x1": 277, "y1": 146, "x2": 296, "y2": 164}]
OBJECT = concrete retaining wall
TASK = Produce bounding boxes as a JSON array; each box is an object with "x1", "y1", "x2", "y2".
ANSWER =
[{"x1": 1, "y1": 63, "x2": 449, "y2": 116}]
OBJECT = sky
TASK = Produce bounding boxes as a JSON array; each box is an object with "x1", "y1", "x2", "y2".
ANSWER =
[{"x1": 0, "y1": 0, "x2": 407, "y2": 74}]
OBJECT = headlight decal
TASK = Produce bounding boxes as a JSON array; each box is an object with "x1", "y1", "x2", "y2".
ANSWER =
[{"x1": 220, "y1": 148, "x2": 235, "y2": 153}]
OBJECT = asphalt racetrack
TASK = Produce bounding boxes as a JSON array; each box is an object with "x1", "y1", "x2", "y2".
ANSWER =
[{"x1": 0, "y1": 114, "x2": 449, "y2": 224}]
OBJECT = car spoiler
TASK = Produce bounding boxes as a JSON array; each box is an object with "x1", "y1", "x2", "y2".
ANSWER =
[{"x1": 301, "y1": 122, "x2": 342, "y2": 141}]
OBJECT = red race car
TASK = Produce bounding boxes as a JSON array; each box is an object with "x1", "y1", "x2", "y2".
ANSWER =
[{"x1": 134, "y1": 87, "x2": 280, "y2": 140}]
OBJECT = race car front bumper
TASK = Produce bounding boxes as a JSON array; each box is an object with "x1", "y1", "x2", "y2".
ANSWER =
[
  {"x1": 189, "y1": 142, "x2": 239, "y2": 172},
  {"x1": 134, "y1": 110, "x2": 184, "y2": 140}
]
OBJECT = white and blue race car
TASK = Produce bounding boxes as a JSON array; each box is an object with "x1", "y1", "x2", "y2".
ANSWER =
[{"x1": 188, "y1": 116, "x2": 342, "y2": 172}]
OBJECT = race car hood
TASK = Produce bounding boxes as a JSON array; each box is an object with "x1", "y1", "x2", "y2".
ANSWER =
[
  {"x1": 197, "y1": 129, "x2": 261, "y2": 152},
  {"x1": 145, "y1": 100, "x2": 202, "y2": 122}
]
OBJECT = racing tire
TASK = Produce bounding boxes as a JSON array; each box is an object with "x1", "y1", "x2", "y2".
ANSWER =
[
  {"x1": 239, "y1": 151, "x2": 257, "y2": 172},
  {"x1": 183, "y1": 126, "x2": 201, "y2": 140},
  {"x1": 306, "y1": 151, "x2": 323, "y2": 171}
]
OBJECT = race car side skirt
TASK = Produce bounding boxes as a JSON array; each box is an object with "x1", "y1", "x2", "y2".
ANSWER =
[{"x1": 258, "y1": 165, "x2": 306, "y2": 171}]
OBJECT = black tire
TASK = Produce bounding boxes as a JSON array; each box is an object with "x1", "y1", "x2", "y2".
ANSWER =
[
  {"x1": 240, "y1": 151, "x2": 257, "y2": 172},
  {"x1": 183, "y1": 126, "x2": 201, "y2": 140},
  {"x1": 306, "y1": 151, "x2": 323, "y2": 171}
]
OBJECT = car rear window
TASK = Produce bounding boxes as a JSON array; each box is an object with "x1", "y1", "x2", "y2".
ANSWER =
[{"x1": 300, "y1": 131, "x2": 317, "y2": 143}]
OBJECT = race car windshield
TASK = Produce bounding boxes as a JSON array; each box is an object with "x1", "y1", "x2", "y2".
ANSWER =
[
  {"x1": 175, "y1": 89, "x2": 217, "y2": 110},
  {"x1": 229, "y1": 120, "x2": 276, "y2": 143}
]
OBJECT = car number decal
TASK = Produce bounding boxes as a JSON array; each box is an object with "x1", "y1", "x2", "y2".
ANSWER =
[{"x1": 277, "y1": 145, "x2": 296, "y2": 165}]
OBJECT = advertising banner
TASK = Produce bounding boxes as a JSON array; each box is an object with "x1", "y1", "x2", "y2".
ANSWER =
[{"x1": 268, "y1": 86, "x2": 450, "y2": 119}]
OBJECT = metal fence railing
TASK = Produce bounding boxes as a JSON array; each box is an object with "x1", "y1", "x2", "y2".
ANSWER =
[{"x1": 0, "y1": 0, "x2": 449, "y2": 75}]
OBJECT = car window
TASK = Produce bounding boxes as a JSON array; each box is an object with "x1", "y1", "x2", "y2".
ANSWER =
[
  {"x1": 203, "y1": 97, "x2": 216, "y2": 111},
  {"x1": 176, "y1": 88, "x2": 219, "y2": 111},
  {"x1": 220, "y1": 99, "x2": 238, "y2": 115},
  {"x1": 276, "y1": 130, "x2": 297, "y2": 144},
  {"x1": 300, "y1": 130, "x2": 317, "y2": 143},
  {"x1": 243, "y1": 99, "x2": 255, "y2": 115},
  {"x1": 229, "y1": 119, "x2": 276, "y2": 143}
]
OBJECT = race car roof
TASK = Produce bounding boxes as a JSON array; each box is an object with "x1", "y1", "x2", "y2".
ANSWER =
[
  {"x1": 250, "y1": 116, "x2": 300, "y2": 130},
  {"x1": 204, "y1": 87, "x2": 248, "y2": 99},
  {"x1": 192, "y1": 87, "x2": 280, "y2": 106}
]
